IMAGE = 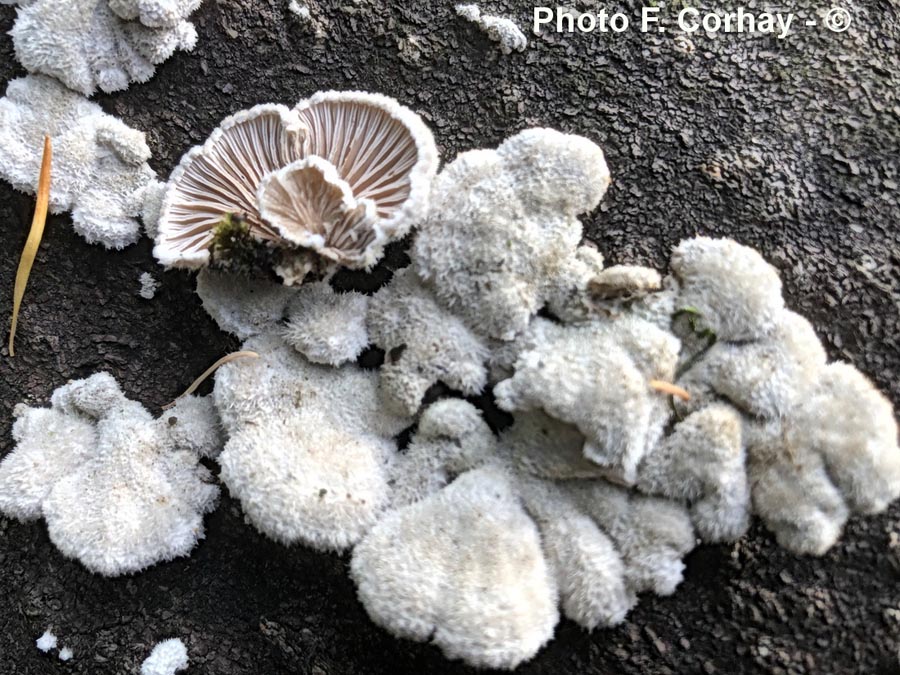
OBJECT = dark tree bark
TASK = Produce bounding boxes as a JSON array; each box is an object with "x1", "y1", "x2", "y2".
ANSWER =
[{"x1": 1, "y1": 1, "x2": 898, "y2": 673}]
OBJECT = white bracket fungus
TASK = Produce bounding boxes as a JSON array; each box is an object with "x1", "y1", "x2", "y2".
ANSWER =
[
  {"x1": 196, "y1": 268, "x2": 297, "y2": 339},
  {"x1": 351, "y1": 399, "x2": 697, "y2": 668},
  {"x1": 35, "y1": 630, "x2": 57, "y2": 652},
  {"x1": 141, "y1": 638, "x2": 189, "y2": 675},
  {"x1": 494, "y1": 316, "x2": 679, "y2": 485},
  {"x1": 352, "y1": 464, "x2": 559, "y2": 670},
  {"x1": 412, "y1": 127, "x2": 611, "y2": 340},
  {"x1": 148, "y1": 124, "x2": 900, "y2": 669},
  {"x1": 7, "y1": 0, "x2": 200, "y2": 96},
  {"x1": 213, "y1": 331, "x2": 412, "y2": 551},
  {"x1": 155, "y1": 92, "x2": 439, "y2": 279},
  {"x1": 367, "y1": 269, "x2": 490, "y2": 415},
  {"x1": 0, "y1": 373, "x2": 222, "y2": 575},
  {"x1": 671, "y1": 236, "x2": 784, "y2": 342},
  {"x1": 169, "y1": 124, "x2": 900, "y2": 671},
  {"x1": 139, "y1": 271, "x2": 161, "y2": 299},
  {"x1": 0, "y1": 75, "x2": 158, "y2": 248},
  {"x1": 455, "y1": 4, "x2": 527, "y2": 54},
  {"x1": 637, "y1": 404, "x2": 749, "y2": 542},
  {"x1": 281, "y1": 281, "x2": 370, "y2": 366},
  {"x1": 670, "y1": 237, "x2": 900, "y2": 554},
  {"x1": 108, "y1": 0, "x2": 200, "y2": 28}
]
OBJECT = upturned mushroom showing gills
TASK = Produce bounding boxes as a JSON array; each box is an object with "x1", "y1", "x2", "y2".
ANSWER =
[
  {"x1": 257, "y1": 157, "x2": 380, "y2": 268},
  {"x1": 154, "y1": 104, "x2": 305, "y2": 267},
  {"x1": 153, "y1": 91, "x2": 439, "y2": 276}
]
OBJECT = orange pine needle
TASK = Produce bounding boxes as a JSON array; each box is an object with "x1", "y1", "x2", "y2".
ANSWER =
[
  {"x1": 649, "y1": 379, "x2": 691, "y2": 401},
  {"x1": 9, "y1": 135, "x2": 52, "y2": 357}
]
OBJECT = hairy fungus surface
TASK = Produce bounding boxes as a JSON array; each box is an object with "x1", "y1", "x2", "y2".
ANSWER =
[
  {"x1": 671, "y1": 238, "x2": 900, "y2": 554},
  {"x1": 455, "y1": 4, "x2": 527, "y2": 54},
  {"x1": 412, "y1": 127, "x2": 611, "y2": 340},
  {"x1": 281, "y1": 281, "x2": 370, "y2": 366},
  {"x1": 140, "y1": 638, "x2": 189, "y2": 675},
  {"x1": 367, "y1": 268, "x2": 490, "y2": 415},
  {"x1": 108, "y1": 0, "x2": 201, "y2": 28},
  {"x1": 0, "y1": 75, "x2": 158, "y2": 248},
  {"x1": 195, "y1": 268, "x2": 297, "y2": 338},
  {"x1": 173, "y1": 126, "x2": 898, "y2": 669},
  {"x1": 352, "y1": 463, "x2": 559, "y2": 670},
  {"x1": 6, "y1": 113, "x2": 888, "y2": 669},
  {"x1": 213, "y1": 331, "x2": 412, "y2": 551},
  {"x1": 351, "y1": 400, "x2": 698, "y2": 667},
  {"x1": 0, "y1": 373, "x2": 222, "y2": 576},
  {"x1": 7, "y1": 0, "x2": 200, "y2": 96}
]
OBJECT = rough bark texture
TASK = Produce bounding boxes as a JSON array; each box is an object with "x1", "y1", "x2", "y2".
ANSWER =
[{"x1": 1, "y1": 1, "x2": 899, "y2": 673}]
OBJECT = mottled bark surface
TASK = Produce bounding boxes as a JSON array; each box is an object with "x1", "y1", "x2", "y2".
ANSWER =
[{"x1": 0, "y1": 1, "x2": 898, "y2": 673}]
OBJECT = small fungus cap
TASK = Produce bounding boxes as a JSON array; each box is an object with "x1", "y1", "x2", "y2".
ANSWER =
[
  {"x1": 154, "y1": 104, "x2": 305, "y2": 267},
  {"x1": 294, "y1": 90, "x2": 439, "y2": 243},
  {"x1": 257, "y1": 156, "x2": 380, "y2": 268},
  {"x1": 155, "y1": 92, "x2": 438, "y2": 272}
]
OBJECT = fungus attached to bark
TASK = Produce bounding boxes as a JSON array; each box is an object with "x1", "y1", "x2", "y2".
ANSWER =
[
  {"x1": 154, "y1": 105, "x2": 306, "y2": 267},
  {"x1": 0, "y1": 75, "x2": 158, "y2": 248},
  {"x1": 0, "y1": 373, "x2": 222, "y2": 575},
  {"x1": 155, "y1": 92, "x2": 438, "y2": 276},
  {"x1": 257, "y1": 156, "x2": 379, "y2": 268},
  {"x1": 140, "y1": 638, "x2": 189, "y2": 675},
  {"x1": 8, "y1": 0, "x2": 200, "y2": 96}
]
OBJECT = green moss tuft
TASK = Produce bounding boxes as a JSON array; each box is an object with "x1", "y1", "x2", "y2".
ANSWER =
[{"x1": 209, "y1": 214, "x2": 273, "y2": 276}]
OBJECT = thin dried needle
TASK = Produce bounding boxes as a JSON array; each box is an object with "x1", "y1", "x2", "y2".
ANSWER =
[
  {"x1": 649, "y1": 379, "x2": 691, "y2": 401},
  {"x1": 9, "y1": 135, "x2": 52, "y2": 357},
  {"x1": 162, "y1": 350, "x2": 260, "y2": 410}
]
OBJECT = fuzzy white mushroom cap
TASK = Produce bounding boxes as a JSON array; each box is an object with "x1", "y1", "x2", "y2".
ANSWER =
[
  {"x1": 195, "y1": 268, "x2": 297, "y2": 339},
  {"x1": 108, "y1": 0, "x2": 201, "y2": 28},
  {"x1": 213, "y1": 332, "x2": 412, "y2": 550},
  {"x1": 368, "y1": 269, "x2": 490, "y2": 415},
  {"x1": 0, "y1": 373, "x2": 221, "y2": 575},
  {"x1": 671, "y1": 237, "x2": 785, "y2": 341},
  {"x1": 566, "y1": 481, "x2": 695, "y2": 596},
  {"x1": 680, "y1": 309, "x2": 826, "y2": 419},
  {"x1": 746, "y1": 420, "x2": 849, "y2": 556},
  {"x1": 281, "y1": 281, "x2": 370, "y2": 366},
  {"x1": 494, "y1": 316, "x2": 679, "y2": 484},
  {"x1": 9, "y1": 0, "x2": 199, "y2": 96},
  {"x1": 35, "y1": 630, "x2": 57, "y2": 652},
  {"x1": 789, "y1": 362, "x2": 900, "y2": 515},
  {"x1": 455, "y1": 4, "x2": 527, "y2": 54},
  {"x1": 0, "y1": 403, "x2": 97, "y2": 521},
  {"x1": 0, "y1": 75, "x2": 157, "y2": 248},
  {"x1": 351, "y1": 464, "x2": 559, "y2": 670},
  {"x1": 638, "y1": 404, "x2": 749, "y2": 542},
  {"x1": 413, "y1": 127, "x2": 611, "y2": 340},
  {"x1": 140, "y1": 638, "x2": 189, "y2": 675},
  {"x1": 387, "y1": 399, "x2": 497, "y2": 508},
  {"x1": 518, "y1": 476, "x2": 636, "y2": 629}
]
